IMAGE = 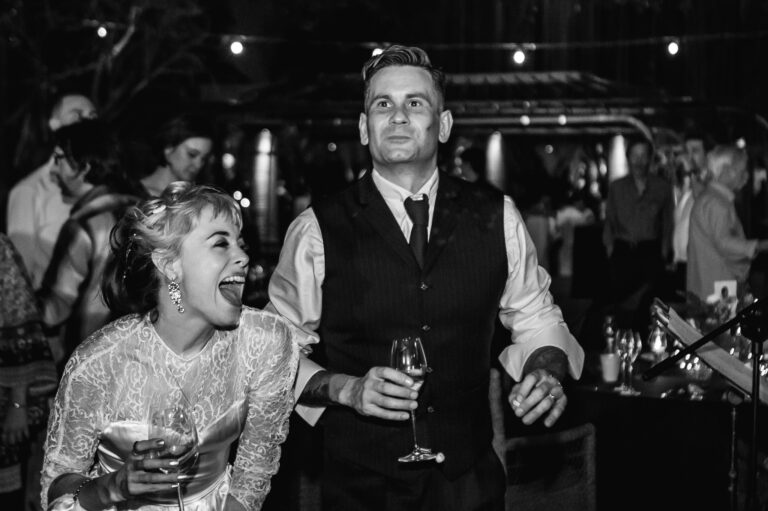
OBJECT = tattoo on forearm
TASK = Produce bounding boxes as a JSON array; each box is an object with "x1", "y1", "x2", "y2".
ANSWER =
[
  {"x1": 522, "y1": 346, "x2": 568, "y2": 381},
  {"x1": 299, "y1": 370, "x2": 334, "y2": 406}
]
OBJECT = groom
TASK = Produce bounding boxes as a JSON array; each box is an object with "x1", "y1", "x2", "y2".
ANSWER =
[{"x1": 268, "y1": 44, "x2": 584, "y2": 511}]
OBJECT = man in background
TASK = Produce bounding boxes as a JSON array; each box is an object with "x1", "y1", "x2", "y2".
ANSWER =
[
  {"x1": 671, "y1": 129, "x2": 711, "y2": 297},
  {"x1": 6, "y1": 93, "x2": 97, "y2": 289},
  {"x1": 603, "y1": 137, "x2": 674, "y2": 333},
  {"x1": 687, "y1": 145, "x2": 768, "y2": 301}
]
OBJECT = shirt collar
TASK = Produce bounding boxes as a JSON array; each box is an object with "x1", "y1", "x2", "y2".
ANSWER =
[
  {"x1": 709, "y1": 181, "x2": 735, "y2": 202},
  {"x1": 372, "y1": 168, "x2": 439, "y2": 204}
]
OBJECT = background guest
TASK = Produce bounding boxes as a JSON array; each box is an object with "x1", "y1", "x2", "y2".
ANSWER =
[
  {"x1": 41, "y1": 182, "x2": 302, "y2": 511},
  {"x1": 0, "y1": 234, "x2": 58, "y2": 510},
  {"x1": 37, "y1": 119, "x2": 139, "y2": 364},
  {"x1": 603, "y1": 137, "x2": 674, "y2": 334},
  {"x1": 136, "y1": 114, "x2": 214, "y2": 198},
  {"x1": 5, "y1": 93, "x2": 97, "y2": 289},
  {"x1": 686, "y1": 145, "x2": 768, "y2": 302},
  {"x1": 671, "y1": 128, "x2": 712, "y2": 298}
]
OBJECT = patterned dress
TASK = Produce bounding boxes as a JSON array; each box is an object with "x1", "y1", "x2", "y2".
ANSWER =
[
  {"x1": 0, "y1": 234, "x2": 58, "y2": 493},
  {"x1": 42, "y1": 307, "x2": 300, "y2": 510}
]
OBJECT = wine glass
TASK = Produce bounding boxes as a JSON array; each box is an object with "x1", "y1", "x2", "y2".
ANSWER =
[
  {"x1": 614, "y1": 329, "x2": 642, "y2": 396},
  {"x1": 148, "y1": 391, "x2": 199, "y2": 510},
  {"x1": 390, "y1": 336, "x2": 438, "y2": 463}
]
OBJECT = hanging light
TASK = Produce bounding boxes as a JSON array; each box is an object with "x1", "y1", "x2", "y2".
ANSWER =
[
  {"x1": 666, "y1": 39, "x2": 680, "y2": 56},
  {"x1": 230, "y1": 40, "x2": 244, "y2": 55},
  {"x1": 512, "y1": 49, "x2": 526, "y2": 66},
  {"x1": 96, "y1": 25, "x2": 108, "y2": 38}
]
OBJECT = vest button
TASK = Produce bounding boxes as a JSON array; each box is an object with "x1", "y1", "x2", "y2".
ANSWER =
[
  {"x1": 419, "y1": 282, "x2": 429, "y2": 291},
  {"x1": 421, "y1": 325, "x2": 431, "y2": 332},
  {"x1": 427, "y1": 406, "x2": 435, "y2": 413}
]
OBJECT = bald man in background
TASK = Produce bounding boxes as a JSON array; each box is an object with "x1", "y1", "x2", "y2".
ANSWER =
[{"x1": 6, "y1": 93, "x2": 97, "y2": 290}]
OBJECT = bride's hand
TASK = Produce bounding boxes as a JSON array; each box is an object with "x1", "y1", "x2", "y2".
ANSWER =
[{"x1": 109, "y1": 438, "x2": 186, "y2": 502}]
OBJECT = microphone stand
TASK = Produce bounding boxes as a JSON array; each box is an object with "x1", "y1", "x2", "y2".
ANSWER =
[{"x1": 644, "y1": 298, "x2": 768, "y2": 511}]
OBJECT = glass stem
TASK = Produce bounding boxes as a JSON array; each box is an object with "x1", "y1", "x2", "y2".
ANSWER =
[
  {"x1": 410, "y1": 411, "x2": 420, "y2": 449},
  {"x1": 623, "y1": 359, "x2": 631, "y2": 388},
  {"x1": 177, "y1": 484, "x2": 185, "y2": 511}
]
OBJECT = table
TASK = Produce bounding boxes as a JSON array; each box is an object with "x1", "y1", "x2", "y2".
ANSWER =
[{"x1": 553, "y1": 350, "x2": 764, "y2": 511}]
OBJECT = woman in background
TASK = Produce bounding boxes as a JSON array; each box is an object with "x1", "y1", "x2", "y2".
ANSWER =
[
  {"x1": 0, "y1": 234, "x2": 58, "y2": 509},
  {"x1": 138, "y1": 114, "x2": 214, "y2": 198},
  {"x1": 42, "y1": 182, "x2": 302, "y2": 510}
]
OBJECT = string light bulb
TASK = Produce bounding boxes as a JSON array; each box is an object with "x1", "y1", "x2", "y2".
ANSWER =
[
  {"x1": 96, "y1": 25, "x2": 108, "y2": 38},
  {"x1": 667, "y1": 39, "x2": 680, "y2": 56},
  {"x1": 230, "y1": 40, "x2": 244, "y2": 55},
  {"x1": 512, "y1": 49, "x2": 526, "y2": 65}
]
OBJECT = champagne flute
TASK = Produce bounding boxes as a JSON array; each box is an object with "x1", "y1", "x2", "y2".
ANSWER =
[
  {"x1": 614, "y1": 329, "x2": 641, "y2": 395},
  {"x1": 390, "y1": 336, "x2": 438, "y2": 463},
  {"x1": 148, "y1": 391, "x2": 199, "y2": 510}
]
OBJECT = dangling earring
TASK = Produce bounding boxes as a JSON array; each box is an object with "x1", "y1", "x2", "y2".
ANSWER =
[{"x1": 168, "y1": 279, "x2": 185, "y2": 313}]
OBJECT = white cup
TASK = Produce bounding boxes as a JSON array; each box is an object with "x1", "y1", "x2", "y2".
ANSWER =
[{"x1": 600, "y1": 352, "x2": 620, "y2": 383}]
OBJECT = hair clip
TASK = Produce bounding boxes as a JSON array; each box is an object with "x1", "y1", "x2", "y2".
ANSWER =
[{"x1": 148, "y1": 204, "x2": 166, "y2": 216}]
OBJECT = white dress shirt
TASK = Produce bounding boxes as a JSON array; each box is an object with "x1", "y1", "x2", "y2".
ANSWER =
[
  {"x1": 268, "y1": 169, "x2": 584, "y2": 425},
  {"x1": 673, "y1": 188, "x2": 694, "y2": 264},
  {"x1": 7, "y1": 158, "x2": 72, "y2": 289}
]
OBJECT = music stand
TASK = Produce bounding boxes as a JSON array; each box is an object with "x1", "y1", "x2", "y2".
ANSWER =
[{"x1": 644, "y1": 298, "x2": 768, "y2": 511}]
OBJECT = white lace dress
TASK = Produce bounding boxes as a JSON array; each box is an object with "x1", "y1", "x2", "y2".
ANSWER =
[{"x1": 41, "y1": 307, "x2": 300, "y2": 510}]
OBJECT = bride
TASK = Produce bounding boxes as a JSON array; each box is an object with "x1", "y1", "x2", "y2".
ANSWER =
[{"x1": 42, "y1": 182, "x2": 304, "y2": 511}]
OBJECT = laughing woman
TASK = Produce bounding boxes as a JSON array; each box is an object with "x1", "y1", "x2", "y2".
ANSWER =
[{"x1": 41, "y1": 182, "x2": 302, "y2": 511}]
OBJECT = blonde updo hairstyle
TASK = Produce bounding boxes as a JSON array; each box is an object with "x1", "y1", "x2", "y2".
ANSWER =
[{"x1": 102, "y1": 181, "x2": 242, "y2": 316}]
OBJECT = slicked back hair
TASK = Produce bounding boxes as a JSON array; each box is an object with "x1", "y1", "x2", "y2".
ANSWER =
[{"x1": 361, "y1": 45, "x2": 447, "y2": 111}]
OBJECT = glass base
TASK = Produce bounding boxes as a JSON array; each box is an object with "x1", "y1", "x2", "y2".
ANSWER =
[
  {"x1": 398, "y1": 447, "x2": 439, "y2": 463},
  {"x1": 614, "y1": 384, "x2": 641, "y2": 396}
]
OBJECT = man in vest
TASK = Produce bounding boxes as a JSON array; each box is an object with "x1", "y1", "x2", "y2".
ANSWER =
[{"x1": 268, "y1": 45, "x2": 585, "y2": 511}]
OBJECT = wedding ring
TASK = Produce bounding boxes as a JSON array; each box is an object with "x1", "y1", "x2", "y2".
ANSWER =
[{"x1": 547, "y1": 392, "x2": 557, "y2": 402}]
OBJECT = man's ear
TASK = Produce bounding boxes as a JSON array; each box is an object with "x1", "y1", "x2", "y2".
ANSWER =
[
  {"x1": 359, "y1": 113, "x2": 369, "y2": 146},
  {"x1": 49, "y1": 117, "x2": 61, "y2": 132},
  {"x1": 438, "y1": 110, "x2": 453, "y2": 143}
]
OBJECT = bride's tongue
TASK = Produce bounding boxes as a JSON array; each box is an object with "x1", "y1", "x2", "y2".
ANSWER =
[{"x1": 219, "y1": 283, "x2": 243, "y2": 307}]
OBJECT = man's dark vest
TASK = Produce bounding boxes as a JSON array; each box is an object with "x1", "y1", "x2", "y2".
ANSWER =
[{"x1": 313, "y1": 171, "x2": 507, "y2": 479}]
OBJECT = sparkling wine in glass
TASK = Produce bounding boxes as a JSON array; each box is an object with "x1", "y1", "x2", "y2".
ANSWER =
[
  {"x1": 614, "y1": 329, "x2": 641, "y2": 396},
  {"x1": 149, "y1": 392, "x2": 199, "y2": 510},
  {"x1": 390, "y1": 336, "x2": 438, "y2": 463}
]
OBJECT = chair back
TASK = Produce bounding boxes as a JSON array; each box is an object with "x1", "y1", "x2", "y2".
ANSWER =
[{"x1": 502, "y1": 422, "x2": 597, "y2": 511}]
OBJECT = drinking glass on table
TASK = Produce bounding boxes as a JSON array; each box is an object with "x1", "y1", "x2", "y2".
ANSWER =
[
  {"x1": 614, "y1": 329, "x2": 642, "y2": 396},
  {"x1": 390, "y1": 336, "x2": 438, "y2": 463},
  {"x1": 148, "y1": 391, "x2": 199, "y2": 510}
]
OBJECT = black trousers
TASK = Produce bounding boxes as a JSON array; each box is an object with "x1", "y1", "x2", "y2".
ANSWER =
[
  {"x1": 609, "y1": 239, "x2": 664, "y2": 334},
  {"x1": 321, "y1": 445, "x2": 506, "y2": 511}
]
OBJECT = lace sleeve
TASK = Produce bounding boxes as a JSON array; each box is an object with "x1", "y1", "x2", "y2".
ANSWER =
[
  {"x1": 41, "y1": 348, "x2": 107, "y2": 510},
  {"x1": 228, "y1": 312, "x2": 300, "y2": 510}
]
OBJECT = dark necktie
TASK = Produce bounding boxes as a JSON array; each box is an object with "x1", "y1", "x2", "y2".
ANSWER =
[{"x1": 404, "y1": 195, "x2": 429, "y2": 268}]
